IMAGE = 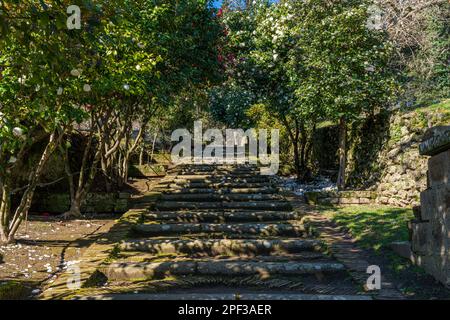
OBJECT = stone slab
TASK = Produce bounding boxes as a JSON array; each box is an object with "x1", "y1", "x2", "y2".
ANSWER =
[
  {"x1": 428, "y1": 150, "x2": 450, "y2": 187},
  {"x1": 419, "y1": 126, "x2": 450, "y2": 156},
  {"x1": 77, "y1": 293, "x2": 372, "y2": 300},
  {"x1": 119, "y1": 239, "x2": 322, "y2": 255}
]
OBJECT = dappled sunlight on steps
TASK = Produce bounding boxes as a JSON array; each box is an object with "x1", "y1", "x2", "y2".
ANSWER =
[{"x1": 81, "y1": 164, "x2": 370, "y2": 300}]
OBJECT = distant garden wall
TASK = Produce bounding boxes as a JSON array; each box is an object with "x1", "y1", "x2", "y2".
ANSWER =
[{"x1": 30, "y1": 192, "x2": 130, "y2": 214}]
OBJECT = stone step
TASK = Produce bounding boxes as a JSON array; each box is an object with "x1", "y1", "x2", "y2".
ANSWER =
[
  {"x1": 154, "y1": 201, "x2": 292, "y2": 211},
  {"x1": 172, "y1": 164, "x2": 258, "y2": 170},
  {"x1": 161, "y1": 187, "x2": 279, "y2": 194},
  {"x1": 159, "y1": 193, "x2": 282, "y2": 202},
  {"x1": 119, "y1": 239, "x2": 322, "y2": 255},
  {"x1": 118, "y1": 251, "x2": 327, "y2": 262},
  {"x1": 166, "y1": 182, "x2": 275, "y2": 189},
  {"x1": 132, "y1": 222, "x2": 306, "y2": 237},
  {"x1": 175, "y1": 170, "x2": 260, "y2": 175},
  {"x1": 105, "y1": 261, "x2": 346, "y2": 280},
  {"x1": 79, "y1": 293, "x2": 372, "y2": 300},
  {"x1": 145, "y1": 210, "x2": 304, "y2": 223},
  {"x1": 176, "y1": 172, "x2": 262, "y2": 177},
  {"x1": 173, "y1": 176, "x2": 270, "y2": 183}
]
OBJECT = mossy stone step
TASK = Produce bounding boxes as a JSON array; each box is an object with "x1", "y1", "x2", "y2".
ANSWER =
[
  {"x1": 78, "y1": 293, "x2": 372, "y2": 300},
  {"x1": 144, "y1": 210, "x2": 304, "y2": 223},
  {"x1": 117, "y1": 251, "x2": 327, "y2": 263},
  {"x1": 119, "y1": 239, "x2": 322, "y2": 255},
  {"x1": 160, "y1": 187, "x2": 279, "y2": 195},
  {"x1": 159, "y1": 193, "x2": 282, "y2": 202},
  {"x1": 154, "y1": 201, "x2": 292, "y2": 211},
  {"x1": 104, "y1": 261, "x2": 346, "y2": 280},
  {"x1": 173, "y1": 177, "x2": 270, "y2": 184},
  {"x1": 167, "y1": 182, "x2": 275, "y2": 189},
  {"x1": 132, "y1": 222, "x2": 306, "y2": 236}
]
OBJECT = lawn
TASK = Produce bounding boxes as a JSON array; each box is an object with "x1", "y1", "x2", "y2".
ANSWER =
[{"x1": 320, "y1": 205, "x2": 414, "y2": 252}]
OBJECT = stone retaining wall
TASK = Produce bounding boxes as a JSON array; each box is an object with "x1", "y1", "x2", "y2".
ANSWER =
[
  {"x1": 410, "y1": 126, "x2": 449, "y2": 288},
  {"x1": 31, "y1": 192, "x2": 130, "y2": 214},
  {"x1": 128, "y1": 164, "x2": 166, "y2": 177}
]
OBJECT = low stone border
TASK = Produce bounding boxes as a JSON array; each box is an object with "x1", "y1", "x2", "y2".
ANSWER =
[
  {"x1": 304, "y1": 191, "x2": 377, "y2": 205},
  {"x1": 39, "y1": 192, "x2": 162, "y2": 300},
  {"x1": 30, "y1": 192, "x2": 131, "y2": 214}
]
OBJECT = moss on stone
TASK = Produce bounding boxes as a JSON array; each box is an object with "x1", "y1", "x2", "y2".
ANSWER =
[
  {"x1": 83, "y1": 270, "x2": 108, "y2": 288},
  {"x1": 0, "y1": 281, "x2": 30, "y2": 300}
]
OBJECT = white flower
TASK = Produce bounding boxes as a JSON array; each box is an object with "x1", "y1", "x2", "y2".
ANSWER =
[
  {"x1": 12, "y1": 127, "x2": 24, "y2": 137},
  {"x1": 136, "y1": 65, "x2": 141, "y2": 70},
  {"x1": 57, "y1": 87, "x2": 63, "y2": 95},
  {"x1": 123, "y1": 84, "x2": 130, "y2": 90},
  {"x1": 8, "y1": 156, "x2": 17, "y2": 164},
  {"x1": 70, "y1": 69, "x2": 81, "y2": 77},
  {"x1": 83, "y1": 84, "x2": 91, "y2": 92},
  {"x1": 18, "y1": 75, "x2": 27, "y2": 84}
]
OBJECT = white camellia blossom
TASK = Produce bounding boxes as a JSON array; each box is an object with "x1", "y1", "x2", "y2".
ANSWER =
[
  {"x1": 18, "y1": 75, "x2": 27, "y2": 84},
  {"x1": 71, "y1": 69, "x2": 81, "y2": 77},
  {"x1": 83, "y1": 84, "x2": 91, "y2": 92},
  {"x1": 136, "y1": 65, "x2": 141, "y2": 70},
  {"x1": 12, "y1": 127, "x2": 24, "y2": 138}
]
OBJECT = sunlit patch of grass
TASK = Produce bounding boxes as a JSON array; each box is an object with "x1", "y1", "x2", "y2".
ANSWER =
[{"x1": 319, "y1": 205, "x2": 413, "y2": 253}]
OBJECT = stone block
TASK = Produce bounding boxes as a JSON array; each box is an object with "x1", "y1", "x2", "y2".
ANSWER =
[
  {"x1": 420, "y1": 186, "x2": 450, "y2": 222},
  {"x1": 419, "y1": 126, "x2": 450, "y2": 156},
  {"x1": 412, "y1": 254, "x2": 450, "y2": 287},
  {"x1": 377, "y1": 196, "x2": 389, "y2": 205},
  {"x1": 390, "y1": 241, "x2": 413, "y2": 260},
  {"x1": 428, "y1": 150, "x2": 450, "y2": 187},
  {"x1": 411, "y1": 221, "x2": 431, "y2": 255},
  {"x1": 339, "y1": 198, "x2": 359, "y2": 205},
  {"x1": 359, "y1": 198, "x2": 371, "y2": 204},
  {"x1": 319, "y1": 198, "x2": 339, "y2": 205}
]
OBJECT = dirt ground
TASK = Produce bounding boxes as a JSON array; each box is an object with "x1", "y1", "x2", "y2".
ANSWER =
[{"x1": 0, "y1": 214, "x2": 117, "y2": 299}]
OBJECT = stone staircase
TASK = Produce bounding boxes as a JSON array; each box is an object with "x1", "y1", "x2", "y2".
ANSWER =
[{"x1": 96, "y1": 164, "x2": 370, "y2": 300}]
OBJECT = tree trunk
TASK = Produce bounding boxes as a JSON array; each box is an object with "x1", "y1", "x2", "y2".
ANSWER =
[
  {"x1": 6, "y1": 132, "x2": 60, "y2": 242},
  {"x1": 64, "y1": 192, "x2": 83, "y2": 218},
  {"x1": 337, "y1": 116, "x2": 347, "y2": 190},
  {"x1": 139, "y1": 145, "x2": 144, "y2": 166},
  {"x1": 150, "y1": 130, "x2": 158, "y2": 163},
  {"x1": 292, "y1": 140, "x2": 302, "y2": 181}
]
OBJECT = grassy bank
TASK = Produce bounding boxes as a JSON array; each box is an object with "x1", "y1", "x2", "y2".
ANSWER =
[{"x1": 317, "y1": 205, "x2": 450, "y2": 298}]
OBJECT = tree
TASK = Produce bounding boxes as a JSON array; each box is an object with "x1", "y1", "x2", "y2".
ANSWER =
[
  {"x1": 216, "y1": 0, "x2": 319, "y2": 180},
  {"x1": 0, "y1": 0, "x2": 114, "y2": 242},
  {"x1": 62, "y1": 0, "x2": 222, "y2": 217},
  {"x1": 291, "y1": 0, "x2": 396, "y2": 189}
]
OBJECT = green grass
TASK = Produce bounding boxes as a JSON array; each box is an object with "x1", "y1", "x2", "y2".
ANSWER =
[
  {"x1": 416, "y1": 99, "x2": 450, "y2": 113},
  {"x1": 320, "y1": 205, "x2": 413, "y2": 252}
]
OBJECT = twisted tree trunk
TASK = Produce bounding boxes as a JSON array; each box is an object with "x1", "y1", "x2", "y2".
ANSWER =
[
  {"x1": 337, "y1": 116, "x2": 347, "y2": 191},
  {"x1": 1, "y1": 132, "x2": 60, "y2": 244}
]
